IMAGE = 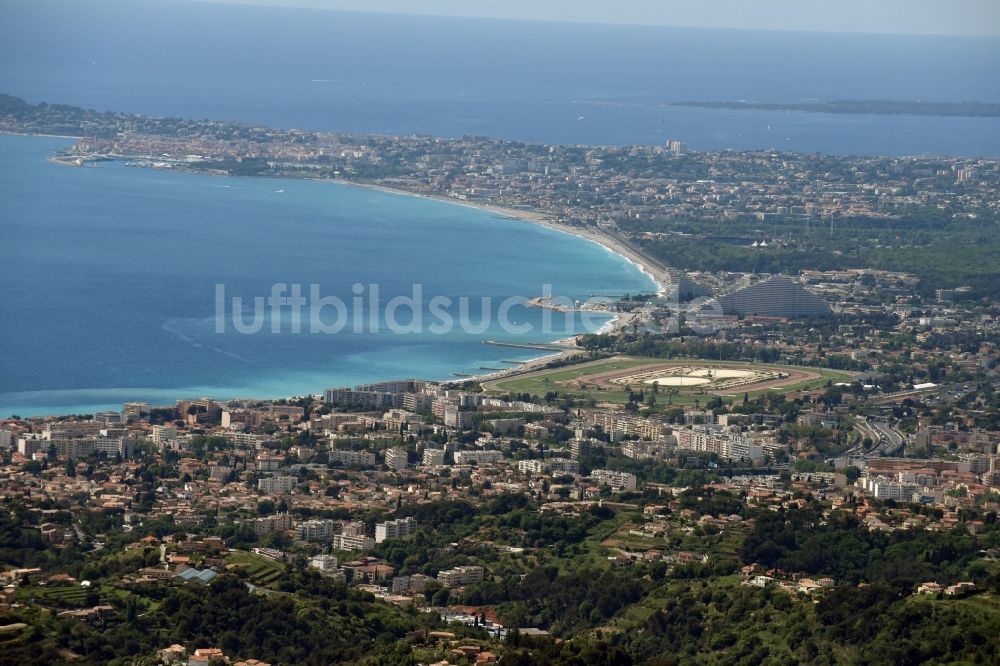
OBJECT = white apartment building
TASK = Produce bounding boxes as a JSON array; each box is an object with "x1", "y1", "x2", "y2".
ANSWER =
[
  {"x1": 584, "y1": 411, "x2": 669, "y2": 441},
  {"x1": 298, "y1": 519, "x2": 338, "y2": 542},
  {"x1": 518, "y1": 459, "x2": 547, "y2": 474},
  {"x1": 591, "y1": 469, "x2": 638, "y2": 492},
  {"x1": 256, "y1": 455, "x2": 283, "y2": 472},
  {"x1": 453, "y1": 450, "x2": 503, "y2": 465},
  {"x1": 258, "y1": 475, "x2": 297, "y2": 494},
  {"x1": 384, "y1": 447, "x2": 409, "y2": 471},
  {"x1": 517, "y1": 459, "x2": 580, "y2": 475},
  {"x1": 17, "y1": 435, "x2": 42, "y2": 457},
  {"x1": 331, "y1": 521, "x2": 374, "y2": 551},
  {"x1": 443, "y1": 407, "x2": 477, "y2": 429},
  {"x1": 437, "y1": 565, "x2": 484, "y2": 589},
  {"x1": 676, "y1": 425, "x2": 766, "y2": 462},
  {"x1": 151, "y1": 425, "x2": 177, "y2": 446},
  {"x1": 238, "y1": 513, "x2": 293, "y2": 537},
  {"x1": 858, "y1": 475, "x2": 918, "y2": 501},
  {"x1": 332, "y1": 533, "x2": 375, "y2": 551},
  {"x1": 328, "y1": 449, "x2": 377, "y2": 467},
  {"x1": 422, "y1": 448, "x2": 446, "y2": 466},
  {"x1": 392, "y1": 573, "x2": 430, "y2": 594},
  {"x1": 309, "y1": 554, "x2": 339, "y2": 574},
  {"x1": 375, "y1": 517, "x2": 417, "y2": 543}
]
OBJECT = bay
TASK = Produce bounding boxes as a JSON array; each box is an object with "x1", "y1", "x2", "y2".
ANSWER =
[{"x1": 0, "y1": 134, "x2": 656, "y2": 416}]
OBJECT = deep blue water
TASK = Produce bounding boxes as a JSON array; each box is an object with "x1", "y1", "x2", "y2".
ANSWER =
[
  {"x1": 0, "y1": 135, "x2": 656, "y2": 416},
  {"x1": 2, "y1": 3, "x2": 999, "y2": 415},
  {"x1": 1, "y1": 0, "x2": 999, "y2": 155}
]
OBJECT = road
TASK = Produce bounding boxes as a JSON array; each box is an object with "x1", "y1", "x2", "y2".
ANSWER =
[{"x1": 851, "y1": 418, "x2": 906, "y2": 457}]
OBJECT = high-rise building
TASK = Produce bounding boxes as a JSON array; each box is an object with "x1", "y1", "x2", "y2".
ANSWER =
[
  {"x1": 299, "y1": 519, "x2": 339, "y2": 542},
  {"x1": 238, "y1": 513, "x2": 293, "y2": 537},
  {"x1": 324, "y1": 387, "x2": 401, "y2": 409},
  {"x1": 355, "y1": 379, "x2": 423, "y2": 394},
  {"x1": 375, "y1": 517, "x2": 417, "y2": 543},
  {"x1": 713, "y1": 275, "x2": 831, "y2": 317},
  {"x1": 331, "y1": 521, "x2": 374, "y2": 551},
  {"x1": 384, "y1": 447, "x2": 409, "y2": 471},
  {"x1": 422, "y1": 448, "x2": 446, "y2": 466},
  {"x1": 151, "y1": 425, "x2": 177, "y2": 446}
]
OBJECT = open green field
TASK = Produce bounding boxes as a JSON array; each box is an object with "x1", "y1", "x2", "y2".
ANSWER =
[
  {"x1": 487, "y1": 358, "x2": 659, "y2": 403},
  {"x1": 489, "y1": 356, "x2": 853, "y2": 406},
  {"x1": 15, "y1": 585, "x2": 96, "y2": 607},
  {"x1": 226, "y1": 551, "x2": 286, "y2": 587}
]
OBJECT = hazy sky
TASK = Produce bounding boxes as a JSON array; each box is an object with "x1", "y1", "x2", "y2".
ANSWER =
[{"x1": 182, "y1": 0, "x2": 1000, "y2": 37}]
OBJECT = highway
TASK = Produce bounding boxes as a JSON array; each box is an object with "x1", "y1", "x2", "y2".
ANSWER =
[{"x1": 851, "y1": 418, "x2": 906, "y2": 457}]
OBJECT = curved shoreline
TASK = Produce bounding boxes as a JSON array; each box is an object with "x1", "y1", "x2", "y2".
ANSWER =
[
  {"x1": 333, "y1": 180, "x2": 667, "y2": 386},
  {"x1": 17, "y1": 147, "x2": 659, "y2": 414},
  {"x1": 335, "y1": 180, "x2": 668, "y2": 299}
]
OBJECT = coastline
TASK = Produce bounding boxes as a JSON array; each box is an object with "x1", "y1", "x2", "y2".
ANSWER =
[
  {"x1": 334, "y1": 180, "x2": 667, "y2": 386},
  {"x1": 0, "y1": 130, "x2": 84, "y2": 140},
  {"x1": 19, "y1": 145, "x2": 661, "y2": 412},
  {"x1": 27, "y1": 131, "x2": 668, "y2": 304},
  {"x1": 337, "y1": 180, "x2": 668, "y2": 297}
]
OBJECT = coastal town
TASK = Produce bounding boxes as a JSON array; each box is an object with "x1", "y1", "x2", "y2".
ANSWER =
[
  {"x1": 3, "y1": 91, "x2": 999, "y2": 305},
  {"x1": 2, "y1": 93, "x2": 1000, "y2": 664},
  {"x1": 4, "y1": 93, "x2": 995, "y2": 233},
  {"x1": 2, "y1": 284, "x2": 999, "y2": 663}
]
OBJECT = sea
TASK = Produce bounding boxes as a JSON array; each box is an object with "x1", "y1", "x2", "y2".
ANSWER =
[
  {"x1": 0, "y1": 134, "x2": 659, "y2": 416},
  {"x1": 1, "y1": 1, "x2": 999, "y2": 416}
]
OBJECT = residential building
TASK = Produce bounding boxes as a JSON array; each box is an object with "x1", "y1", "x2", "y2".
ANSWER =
[
  {"x1": 713, "y1": 275, "x2": 831, "y2": 318},
  {"x1": 298, "y1": 519, "x2": 338, "y2": 542},
  {"x1": 438, "y1": 565, "x2": 484, "y2": 588},
  {"x1": 331, "y1": 522, "x2": 374, "y2": 551},
  {"x1": 238, "y1": 513, "x2": 293, "y2": 537},
  {"x1": 392, "y1": 573, "x2": 430, "y2": 594},
  {"x1": 151, "y1": 425, "x2": 177, "y2": 447},
  {"x1": 422, "y1": 448, "x2": 446, "y2": 466},
  {"x1": 308, "y1": 554, "x2": 339, "y2": 574},
  {"x1": 591, "y1": 469, "x2": 638, "y2": 492},
  {"x1": 443, "y1": 407, "x2": 477, "y2": 429},
  {"x1": 453, "y1": 450, "x2": 503, "y2": 465},
  {"x1": 324, "y1": 387, "x2": 401, "y2": 409},
  {"x1": 258, "y1": 476, "x2": 297, "y2": 494},
  {"x1": 375, "y1": 517, "x2": 417, "y2": 543},
  {"x1": 518, "y1": 459, "x2": 579, "y2": 475},
  {"x1": 328, "y1": 449, "x2": 377, "y2": 467},
  {"x1": 384, "y1": 447, "x2": 409, "y2": 471}
]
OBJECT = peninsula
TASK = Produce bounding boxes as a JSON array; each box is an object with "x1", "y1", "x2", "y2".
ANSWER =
[
  {"x1": 3, "y1": 95, "x2": 1000, "y2": 666},
  {"x1": 669, "y1": 99, "x2": 1000, "y2": 117},
  {"x1": 2, "y1": 91, "x2": 1000, "y2": 299}
]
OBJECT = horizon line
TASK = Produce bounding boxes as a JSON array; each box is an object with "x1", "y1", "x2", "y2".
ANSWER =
[{"x1": 170, "y1": 0, "x2": 1000, "y2": 39}]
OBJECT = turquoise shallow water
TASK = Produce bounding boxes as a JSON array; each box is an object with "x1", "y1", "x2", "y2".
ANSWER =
[{"x1": 0, "y1": 134, "x2": 656, "y2": 416}]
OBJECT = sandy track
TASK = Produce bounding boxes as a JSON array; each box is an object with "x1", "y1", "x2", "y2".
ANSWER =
[{"x1": 563, "y1": 360, "x2": 818, "y2": 394}]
